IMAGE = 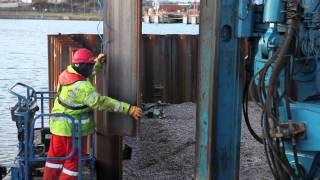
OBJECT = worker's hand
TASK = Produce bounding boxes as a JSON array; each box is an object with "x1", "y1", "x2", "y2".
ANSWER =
[
  {"x1": 129, "y1": 106, "x2": 142, "y2": 120},
  {"x1": 95, "y1": 53, "x2": 107, "y2": 64}
]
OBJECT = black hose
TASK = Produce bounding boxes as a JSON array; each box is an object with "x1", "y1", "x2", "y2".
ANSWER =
[
  {"x1": 256, "y1": 55, "x2": 296, "y2": 179},
  {"x1": 263, "y1": 0, "x2": 302, "y2": 178},
  {"x1": 285, "y1": 58, "x2": 304, "y2": 178},
  {"x1": 243, "y1": 79, "x2": 264, "y2": 144},
  {"x1": 265, "y1": 145, "x2": 279, "y2": 178},
  {"x1": 242, "y1": 38, "x2": 265, "y2": 144},
  {"x1": 262, "y1": 111, "x2": 280, "y2": 179},
  {"x1": 264, "y1": 128, "x2": 289, "y2": 179},
  {"x1": 258, "y1": 56, "x2": 277, "y2": 106},
  {"x1": 246, "y1": 0, "x2": 302, "y2": 178},
  {"x1": 262, "y1": 109, "x2": 296, "y2": 178}
]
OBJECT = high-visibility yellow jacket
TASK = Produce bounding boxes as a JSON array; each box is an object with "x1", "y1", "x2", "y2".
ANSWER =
[{"x1": 50, "y1": 62, "x2": 131, "y2": 137}]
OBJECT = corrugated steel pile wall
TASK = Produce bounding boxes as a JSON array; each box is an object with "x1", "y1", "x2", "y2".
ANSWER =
[
  {"x1": 142, "y1": 35, "x2": 198, "y2": 103},
  {"x1": 48, "y1": 34, "x2": 101, "y2": 94},
  {"x1": 48, "y1": 34, "x2": 198, "y2": 104}
]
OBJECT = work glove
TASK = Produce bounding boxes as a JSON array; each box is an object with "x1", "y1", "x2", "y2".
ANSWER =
[
  {"x1": 129, "y1": 106, "x2": 142, "y2": 120},
  {"x1": 95, "y1": 53, "x2": 107, "y2": 64}
]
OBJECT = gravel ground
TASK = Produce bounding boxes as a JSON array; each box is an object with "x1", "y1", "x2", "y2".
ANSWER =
[
  {"x1": 123, "y1": 103, "x2": 196, "y2": 180},
  {"x1": 123, "y1": 102, "x2": 273, "y2": 180}
]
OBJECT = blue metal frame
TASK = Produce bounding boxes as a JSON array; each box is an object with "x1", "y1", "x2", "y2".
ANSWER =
[
  {"x1": 9, "y1": 82, "x2": 95, "y2": 180},
  {"x1": 196, "y1": 0, "x2": 243, "y2": 179},
  {"x1": 35, "y1": 91, "x2": 56, "y2": 129}
]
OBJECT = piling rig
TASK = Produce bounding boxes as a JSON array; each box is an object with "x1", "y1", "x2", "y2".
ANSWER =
[
  {"x1": 197, "y1": 0, "x2": 320, "y2": 179},
  {"x1": 241, "y1": 0, "x2": 320, "y2": 179}
]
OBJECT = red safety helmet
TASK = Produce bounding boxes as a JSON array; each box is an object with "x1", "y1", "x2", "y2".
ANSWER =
[{"x1": 72, "y1": 48, "x2": 95, "y2": 64}]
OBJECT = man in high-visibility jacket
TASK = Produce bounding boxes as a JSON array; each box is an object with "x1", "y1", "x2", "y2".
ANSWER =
[{"x1": 43, "y1": 48, "x2": 142, "y2": 180}]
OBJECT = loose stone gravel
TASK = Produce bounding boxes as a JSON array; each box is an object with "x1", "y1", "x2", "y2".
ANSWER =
[{"x1": 123, "y1": 102, "x2": 273, "y2": 180}]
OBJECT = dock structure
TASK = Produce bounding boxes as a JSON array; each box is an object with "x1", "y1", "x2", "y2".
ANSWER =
[
  {"x1": 143, "y1": 10, "x2": 199, "y2": 24},
  {"x1": 142, "y1": 2, "x2": 200, "y2": 24}
]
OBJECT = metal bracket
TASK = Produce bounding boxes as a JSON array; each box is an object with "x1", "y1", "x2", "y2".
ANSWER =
[{"x1": 271, "y1": 122, "x2": 306, "y2": 139}]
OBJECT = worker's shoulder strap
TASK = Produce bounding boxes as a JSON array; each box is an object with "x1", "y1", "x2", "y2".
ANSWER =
[{"x1": 57, "y1": 81, "x2": 89, "y2": 110}]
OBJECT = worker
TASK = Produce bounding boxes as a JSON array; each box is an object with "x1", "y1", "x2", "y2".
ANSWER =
[{"x1": 43, "y1": 48, "x2": 142, "y2": 180}]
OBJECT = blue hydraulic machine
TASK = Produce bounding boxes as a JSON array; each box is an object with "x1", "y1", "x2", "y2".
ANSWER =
[{"x1": 197, "y1": 0, "x2": 320, "y2": 179}]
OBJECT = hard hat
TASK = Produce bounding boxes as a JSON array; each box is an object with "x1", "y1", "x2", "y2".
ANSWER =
[{"x1": 72, "y1": 48, "x2": 95, "y2": 64}]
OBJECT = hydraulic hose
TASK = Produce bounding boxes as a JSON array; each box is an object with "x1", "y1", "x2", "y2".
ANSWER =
[
  {"x1": 259, "y1": 0, "x2": 301, "y2": 179},
  {"x1": 285, "y1": 60, "x2": 305, "y2": 178},
  {"x1": 243, "y1": 79, "x2": 264, "y2": 144},
  {"x1": 242, "y1": 39, "x2": 264, "y2": 144},
  {"x1": 245, "y1": 0, "x2": 302, "y2": 178}
]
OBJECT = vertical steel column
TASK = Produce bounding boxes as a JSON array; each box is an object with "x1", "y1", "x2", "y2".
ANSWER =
[
  {"x1": 96, "y1": 0, "x2": 141, "y2": 179},
  {"x1": 104, "y1": 0, "x2": 141, "y2": 135},
  {"x1": 196, "y1": 0, "x2": 243, "y2": 179}
]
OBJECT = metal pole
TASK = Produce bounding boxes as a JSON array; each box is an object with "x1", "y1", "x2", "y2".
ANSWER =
[{"x1": 196, "y1": 0, "x2": 243, "y2": 179}]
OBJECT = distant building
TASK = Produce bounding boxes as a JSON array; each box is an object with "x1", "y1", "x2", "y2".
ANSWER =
[
  {"x1": 32, "y1": 0, "x2": 45, "y2": 3},
  {"x1": 0, "y1": 0, "x2": 18, "y2": 8},
  {"x1": 143, "y1": 0, "x2": 200, "y2": 13},
  {"x1": 21, "y1": 0, "x2": 32, "y2": 3},
  {"x1": 47, "y1": 0, "x2": 67, "y2": 4},
  {"x1": 31, "y1": 0, "x2": 67, "y2": 4},
  {"x1": 0, "y1": 0, "x2": 17, "y2": 2}
]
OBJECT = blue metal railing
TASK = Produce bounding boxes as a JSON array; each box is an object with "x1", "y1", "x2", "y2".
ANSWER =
[
  {"x1": 9, "y1": 83, "x2": 35, "y2": 180},
  {"x1": 35, "y1": 91, "x2": 56, "y2": 129},
  {"x1": 9, "y1": 83, "x2": 95, "y2": 180},
  {"x1": 29, "y1": 113, "x2": 77, "y2": 162}
]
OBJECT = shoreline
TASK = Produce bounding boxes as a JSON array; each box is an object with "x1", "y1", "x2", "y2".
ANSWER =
[{"x1": 0, "y1": 11, "x2": 100, "y2": 21}]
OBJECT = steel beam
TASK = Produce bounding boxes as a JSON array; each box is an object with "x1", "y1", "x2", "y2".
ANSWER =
[
  {"x1": 104, "y1": 0, "x2": 141, "y2": 136},
  {"x1": 95, "y1": 0, "x2": 141, "y2": 179},
  {"x1": 196, "y1": 0, "x2": 243, "y2": 179}
]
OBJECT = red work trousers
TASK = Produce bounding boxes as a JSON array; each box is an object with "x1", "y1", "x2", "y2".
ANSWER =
[{"x1": 43, "y1": 134, "x2": 87, "y2": 180}]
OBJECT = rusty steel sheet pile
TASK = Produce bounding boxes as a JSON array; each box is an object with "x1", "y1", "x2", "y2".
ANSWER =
[
  {"x1": 141, "y1": 34, "x2": 198, "y2": 103},
  {"x1": 48, "y1": 34, "x2": 101, "y2": 93}
]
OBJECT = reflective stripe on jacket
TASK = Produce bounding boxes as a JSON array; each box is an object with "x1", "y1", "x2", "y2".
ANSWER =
[{"x1": 50, "y1": 64, "x2": 131, "y2": 137}]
